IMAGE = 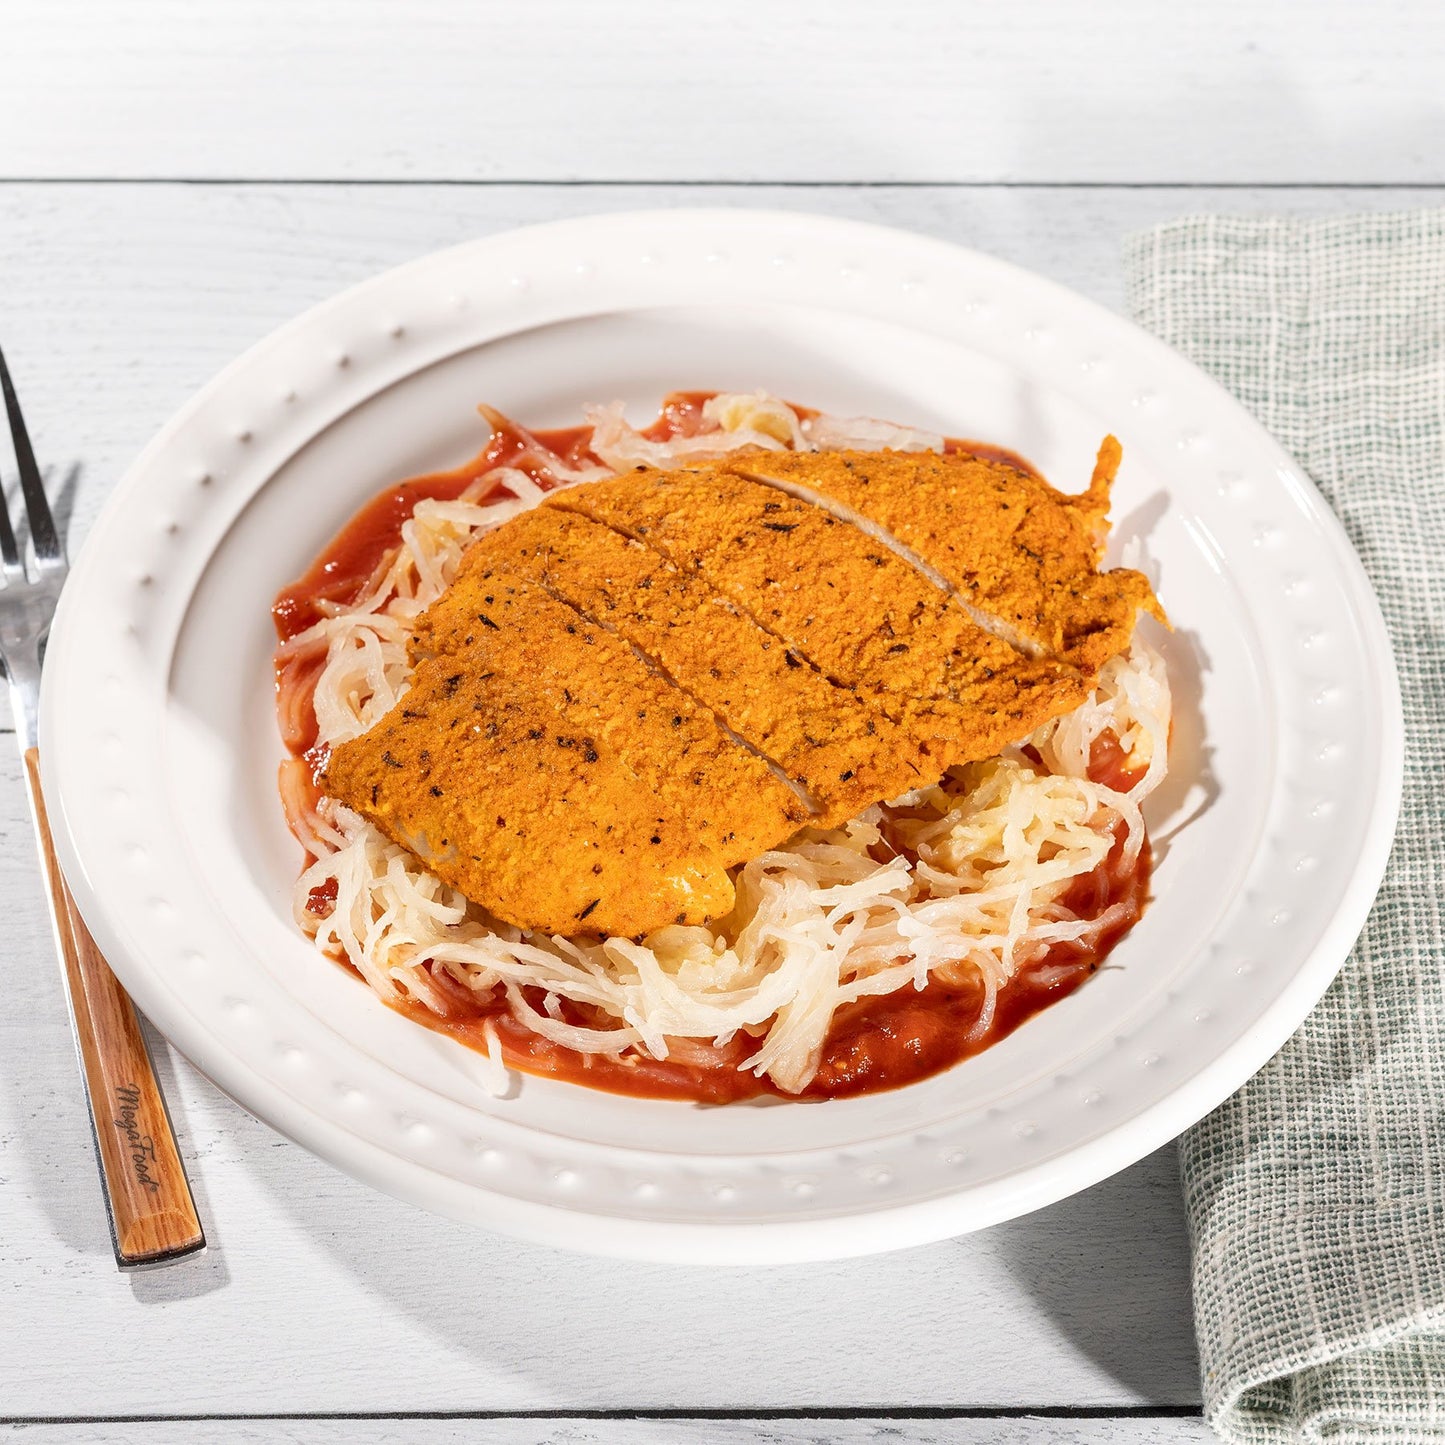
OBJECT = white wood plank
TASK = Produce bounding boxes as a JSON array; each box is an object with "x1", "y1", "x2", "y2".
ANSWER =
[
  {"x1": 3, "y1": 0, "x2": 1444, "y2": 183},
  {"x1": 0, "y1": 1416, "x2": 1217, "y2": 1444}
]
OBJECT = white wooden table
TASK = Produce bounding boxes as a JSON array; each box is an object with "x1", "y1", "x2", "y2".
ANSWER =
[{"x1": 2, "y1": 5, "x2": 1440, "y2": 1440}]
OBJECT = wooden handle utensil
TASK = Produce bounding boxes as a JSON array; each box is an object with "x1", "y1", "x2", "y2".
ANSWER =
[{"x1": 23, "y1": 748, "x2": 205, "y2": 1268}]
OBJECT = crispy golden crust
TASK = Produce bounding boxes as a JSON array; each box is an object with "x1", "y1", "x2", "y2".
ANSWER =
[
  {"x1": 421, "y1": 506, "x2": 932, "y2": 826},
  {"x1": 323, "y1": 661, "x2": 737, "y2": 936},
  {"x1": 728, "y1": 441, "x2": 1164, "y2": 670},
  {"x1": 330, "y1": 439, "x2": 1156, "y2": 938},
  {"x1": 545, "y1": 467, "x2": 1089, "y2": 760},
  {"x1": 327, "y1": 573, "x2": 807, "y2": 936}
]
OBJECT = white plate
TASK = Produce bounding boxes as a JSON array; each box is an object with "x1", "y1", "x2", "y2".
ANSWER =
[{"x1": 42, "y1": 210, "x2": 1402, "y2": 1264}]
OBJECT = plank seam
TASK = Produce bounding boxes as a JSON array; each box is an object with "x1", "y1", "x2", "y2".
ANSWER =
[
  {"x1": 0, "y1": 1407, "x2": 1204, "y2": 1425},
  {"x1": 0, "y1": 177, "x2": 1443, "y2": 190}
]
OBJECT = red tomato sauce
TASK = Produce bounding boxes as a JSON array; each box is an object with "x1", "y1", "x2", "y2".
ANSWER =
[{"x1": 274, "y1": 393, "x2": 1148, "y2": 1103}]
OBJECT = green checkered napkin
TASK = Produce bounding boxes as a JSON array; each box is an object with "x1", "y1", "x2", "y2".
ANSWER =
[{"x1": 1125, "y1": 213, "x2": 1445, "y2": 1444}]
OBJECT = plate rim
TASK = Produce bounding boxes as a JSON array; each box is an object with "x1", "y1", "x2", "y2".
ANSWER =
[{"x1": 40, "y1": 208, "x2": 1405, "y2": 1263}]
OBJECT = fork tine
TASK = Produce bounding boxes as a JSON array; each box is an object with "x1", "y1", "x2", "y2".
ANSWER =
[
  {"x1": 0, "y1": 343, "x2": 63, "y2": 566},
  {"x1": 0, "y1": 472, "x2": 20, "y2": 576}
]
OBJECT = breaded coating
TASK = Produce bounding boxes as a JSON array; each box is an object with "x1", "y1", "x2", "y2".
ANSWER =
[
  {"x1": 332, "y1": 437, "x2": 1156, "y2": 939},
  {"x1": 422, "y1": 506, "x2": 934, "y2": 826},
  {"x1": 545, "y1": 468, "x2": 1088, "y2": 763},
  {"x1": 728, "y1": 441, "x2": 1164, "y2": 671},
  {"x1": 328, "y1": 575, "x2": 808, "y2": 936},
  {"x1": 324, "y1": 660, "x2": 737, "y2": 937}
]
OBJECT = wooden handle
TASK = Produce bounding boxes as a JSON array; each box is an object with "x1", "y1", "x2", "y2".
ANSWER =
[{"x1": 23, "y1": 748, "x2": 205, "y2": 1268}]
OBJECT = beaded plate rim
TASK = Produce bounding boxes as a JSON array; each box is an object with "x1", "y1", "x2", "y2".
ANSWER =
[{"x1": 40, "y1": 210, "x2": 1402, "y2": 1263}]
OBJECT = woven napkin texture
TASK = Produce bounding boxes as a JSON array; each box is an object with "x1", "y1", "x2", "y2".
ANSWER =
[{"x1": 1125, "y1": 213, "x2": 1445, "y2": 1444}]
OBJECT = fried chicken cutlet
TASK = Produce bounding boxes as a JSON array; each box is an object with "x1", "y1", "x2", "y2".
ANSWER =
[{"x1": 326, "y1": 442, "x2": 1160, "y2": 938}]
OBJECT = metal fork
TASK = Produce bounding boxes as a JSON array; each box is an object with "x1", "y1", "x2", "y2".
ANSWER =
[{"x1": 0, "y1": 345, "x2": 204, "y2": 1268}]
